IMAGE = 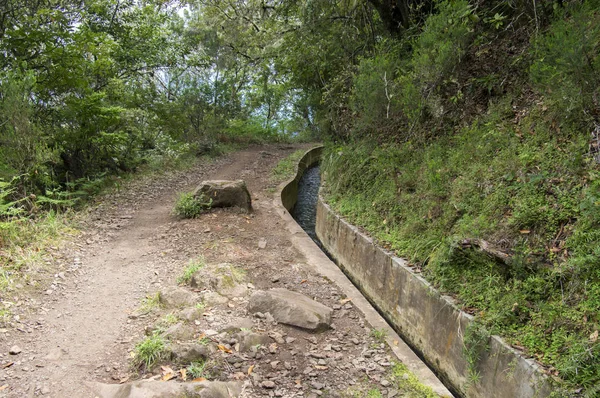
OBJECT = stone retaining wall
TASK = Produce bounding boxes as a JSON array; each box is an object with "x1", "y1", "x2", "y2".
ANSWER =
[{"x1": 316, "y1": 199, "x2": 555, "y2": 398}]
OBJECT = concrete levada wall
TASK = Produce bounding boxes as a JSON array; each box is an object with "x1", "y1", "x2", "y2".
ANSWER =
[
  {"x1": 279, "y1": 146, "x2": 453, "y2": 397},
  {"x1": 280, "y1": 146, "x2": 322, "y2": 211},
  {"x1": 315, "y1": 199, "x2": 555, "y2": 398}
]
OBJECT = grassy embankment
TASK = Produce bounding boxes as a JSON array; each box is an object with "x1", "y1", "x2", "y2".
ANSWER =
[{"x1": 321, "y1": 1, "x2": 600, "y2": 395}]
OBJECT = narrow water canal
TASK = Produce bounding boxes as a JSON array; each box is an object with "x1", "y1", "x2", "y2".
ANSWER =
[{"x1": 291, "y1": 164, "x2": 321, "y2": 243}]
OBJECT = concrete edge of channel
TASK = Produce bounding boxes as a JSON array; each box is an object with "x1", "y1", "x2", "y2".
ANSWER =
[{"x1": 272, "y1": 145, "x2": 454, "y2": 398}]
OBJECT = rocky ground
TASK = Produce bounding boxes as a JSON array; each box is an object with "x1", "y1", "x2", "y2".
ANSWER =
[{"x1": 0, "y1": 144, "x2": 428, "y2": 398}]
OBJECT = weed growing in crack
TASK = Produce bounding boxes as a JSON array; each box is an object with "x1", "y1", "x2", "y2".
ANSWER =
[
  {"x1": 157, "y1": 313, "x2": 179, "y2": 330},
  {"x1": 463, "y1": 321, "x2": 490, "y2": 387},
  {"x1": 177, "y1": 257, "x2": 205, "y2": 285},
  {"x1": 199, "y1": 336, "x2": 211, "y2": 346},
  {"x1": 390, "y1": 362, "x2": 437, "y2": 397},
  {"x1": 370, "y1": 328, "x2": 387, "y2": 343},
  {"x1": 134, "y1": 332, "x2": 166, "y2": 370}
]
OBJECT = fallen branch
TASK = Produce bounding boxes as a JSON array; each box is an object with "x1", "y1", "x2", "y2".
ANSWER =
[{"x1": 459, "y1": 238, "x2": 511, "y2": 265}]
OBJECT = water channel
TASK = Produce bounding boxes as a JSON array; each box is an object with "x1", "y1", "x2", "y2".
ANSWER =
[{"x1": 290, "y1": 164, "x2": 321, "y2": 242}]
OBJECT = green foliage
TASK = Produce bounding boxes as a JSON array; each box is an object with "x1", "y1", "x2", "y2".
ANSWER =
[
  {"x1": 177, "y1": 257, "x2": 205, "y2": 285},
  {"x1": 530, "y1": 2, "x2": 600, "y2": 128},
  {"x1": 412, "y1": 0, "x2": 474, "y2": 90},
  {"x1": 370, "y1": 328, "x2": 387, "y2": 343},
  {"x1": 352, "y1": 42, "x2": 404, "y2": 130},
  {"x1": 271, "y1": 150, "x2": 307, "y2": 183},
  {"x1": 321, "y1": 96, "x2": 600, "y2": 390},
  {"x1": 156, "y1": 313, "x2": 180, "y2": 331},
  {"x1": 133, "y1": 332, "x2": 166, "y2": 370},
  {"x1": 173, "y1": 193, "x2": 212, "y2": 219},
  {"x1": 187, "y1": 360, "x2": 209, "y2": 379},
  {"x1": 463, "y1": 321, "x2": 491, "y2": 385},
  {"x1": 366, "y1": 389, "x2": 383, "y2": 398},
  {"x1": 346, "y1": 0, "x2": 476, "y2": 139},
  {"x1": 139, "y1": 292, "x2": 161, "y2": 314},
  {"x1": 390, "y1": 362, "x2": 438, "y2": 398}
]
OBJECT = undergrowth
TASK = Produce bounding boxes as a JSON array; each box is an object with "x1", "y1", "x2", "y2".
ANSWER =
[
  {"x1": 0, "y1": 210, "x2": 77, "y2": 293},
  {"x1": 271, "y1": 149, "x2": 306, "y2": 183},
  {"x1": 320, "y1": 1, "x2": 600, "y2": 393},
  {"x1": 322, "y1": 97, "x2": 600, "y2": 391},
  {"x1": 173, "y1": 192, "x2": 212, "y2": 219}
]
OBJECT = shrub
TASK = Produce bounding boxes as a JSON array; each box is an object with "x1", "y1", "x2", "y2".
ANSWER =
[
  {"x1": 351, "y1": 43, "x2": 402, "y2": 128},
  {"x1": 173, "y1": 192, "x2": 211, "y2": 218},
  {"x1": 530, "y1": 2, "x2": 600, "y2": 129},
  {"x1": 411, "y1": 0, "x2": 475, "y2": 118}
]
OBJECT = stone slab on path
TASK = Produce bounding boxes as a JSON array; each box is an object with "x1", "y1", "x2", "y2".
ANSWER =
[
  {"x1": 90, "y1": 380, "x2": 242, "y2": 398},
  {"x1": 193, "y1": 180, "x2": 252, "y2": 211},
  {"x1": 247, "y1": 288, "x2": 332, "y2": 332},
  {"x1": 159, "y1": 286, "x2": 197, "y2": 308}
]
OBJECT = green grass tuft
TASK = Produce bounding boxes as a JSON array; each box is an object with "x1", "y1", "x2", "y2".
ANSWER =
[
  {"x1": 390, "y1": 362, "x2": 438, "y2": 397},
  {"x1": 370, "y1": 328, "x2": 387, "y2": 343},
  {"x1": 187, "y1": 360, "x2": 208, "y2": 379},
  {"x1": 134, "y1": 332, "x2": 166, "y2": 370},
  {"x1": 177, "y1": 257, "x2": 205, "y2": 285},
  {"x1": 139, "y1": 292, "x2": 161, "y2": 314},
  {"x1": 173, "y1": 192, "x2": 212, "y2": 219},
  {"x1": 271, "y1": 149, "x2": 306, "y2": 183}
]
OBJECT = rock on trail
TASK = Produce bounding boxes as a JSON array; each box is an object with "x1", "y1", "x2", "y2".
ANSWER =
[
  {"x1": 248, "y1": 288, "x2": 333, "y2": 332},
  {"x1": 193, "y1": 180, "x2": 252, "y2": 212},
  {"x1": 90, "y1": 379, "x2": 242, "y2": 398},
  {"x1": 159, "y1": 286, "x2": 198, "y2": 308}
]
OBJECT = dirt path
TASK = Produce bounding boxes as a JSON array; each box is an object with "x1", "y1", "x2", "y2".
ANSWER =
[
  {"x1": 0, "y1": 144, "x2": 430, "y2": 398},
  {"x1": 0, "y1": 145, "x2": 301, "y2": 397}
]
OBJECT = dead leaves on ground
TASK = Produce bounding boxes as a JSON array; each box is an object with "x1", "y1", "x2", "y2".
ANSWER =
[
  {"x1": 161, "y1": 366, "x2": 177, "y2": 381},
  {"x1": 590, "y1": 330, "x2": 599, "y2": 343},
  {"x1": 154, "y1": 366, "x2": 198, "y2": 383}
]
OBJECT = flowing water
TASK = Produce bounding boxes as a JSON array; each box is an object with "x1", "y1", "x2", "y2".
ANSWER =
[{"x1": 291, "y1": 164, "x2": 321, "y2": 242}]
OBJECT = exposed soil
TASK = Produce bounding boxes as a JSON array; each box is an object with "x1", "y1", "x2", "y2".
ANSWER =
[{"x1": 0, "y1": 145, "x2": 406, "y2": 397}]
